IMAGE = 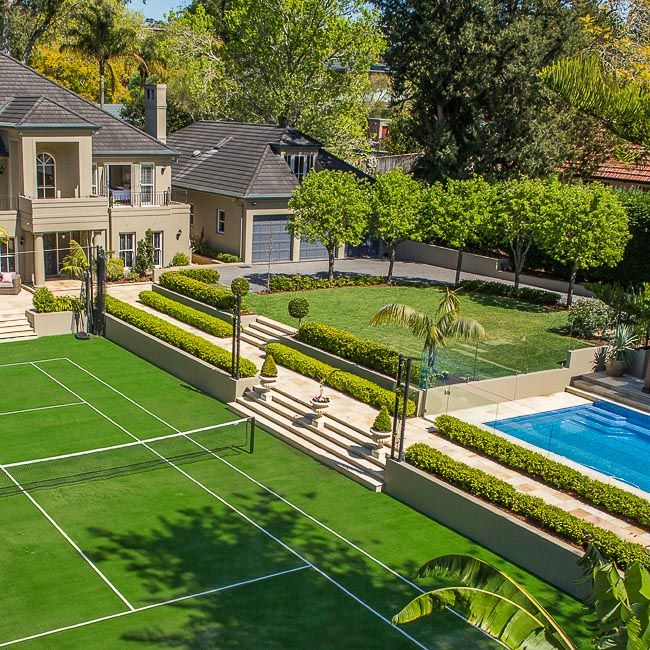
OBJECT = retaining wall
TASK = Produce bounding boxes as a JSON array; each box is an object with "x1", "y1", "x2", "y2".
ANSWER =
[{"x1": 26, "y1": 310, "x2": 75, "y2": 336}]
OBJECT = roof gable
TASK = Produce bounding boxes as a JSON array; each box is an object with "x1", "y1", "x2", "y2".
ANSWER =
[{"x1": 0, "y1": 96, "x2": 99, "y2": 128}]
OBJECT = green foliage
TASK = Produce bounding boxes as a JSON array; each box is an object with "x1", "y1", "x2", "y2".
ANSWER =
[
  {"x1": 434, "y1": 416, "x2": 650, "y2": 530},
  {"x1": 458, "y1": 280, "x2": 561, "y2": 307},
  {"x1": 191, "y1": 232, "x2": 241, "y2": 262},
  {"x1": 230, "y1": 277, "x2": 250, "y2": 297},
  {"x1": 133, "y1": 229, "x2": 155, "y2": 277},
  {"x1": 567, "y1": 299, "x2": 614, "y2": 339},
  {"x1": 32, "y1": 288, "x2": 82, "y2": 314},
  {"x1": 105, "y1": 296, "x2": 256, "y2": 377},
  {"x1": 177, "y1": 268, "x2": 220, "y2": 284},
  {"x1": 269, "y1": 274, "x2": 384, "y2": 292},
  {"x1": 170, "y1": 252, "x2": 190, "y2": 267},
  {"x1": 605, "y1": 324, "x2": 639, "y2": 363},
  {"x1": 260, "y1": 354, "x2": 278, "y2": 378},
  {"x1": 125, "y1": 270, "x2": 141, "y2": 281},
  {"x1": 265, "y1": 342, "x2": 416, "y2": 415},
  {"x1": 105, "y1": 254, "x2": 125, "y2": 282},
  {"x1": 158, "y1": 271, "x2": 242, "y2": 311},
  {"x1": 405, "y1": 443, "x2": 650, "y2": 569},
  {"x1": 288, "y1": 298, "x2": 310, "y2": 325},
  {"x1": 372, "y1": 406, "x2": 392, "y2": 433},
  {"x1": 138, "y1": 291, "x2": 233, "y2": 338},
  {"x1": 288, "y1": 171, "x2": 371, "y2": 280},
  {"x1": 60, "y1": 240, "x2": 90, "y2": 280}
]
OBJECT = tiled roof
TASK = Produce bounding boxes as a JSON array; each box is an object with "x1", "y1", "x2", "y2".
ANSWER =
[
  {"x1": 0, "y1": 96, "x2": 99, "y2": 128},
  {"x1": 592, "y1": 159, "x2": 650, "y2": 185},
  {"x1": 0, "y1": 54, "x2": 174, "y2": 156}
]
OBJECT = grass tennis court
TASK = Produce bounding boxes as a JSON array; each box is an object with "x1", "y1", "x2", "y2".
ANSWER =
[{"x1": 0, "y1": 336, "x2": 590, "y2": 648}]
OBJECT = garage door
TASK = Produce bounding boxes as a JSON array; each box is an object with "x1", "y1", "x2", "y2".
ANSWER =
[
  {"x1": 299, "y1": 237, "x2": 328, "y2": 260},
  {"x1": 252, "y1": 215, "x2": 292, "y2": 263}
]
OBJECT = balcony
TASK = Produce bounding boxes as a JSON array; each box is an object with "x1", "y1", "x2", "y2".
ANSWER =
[
  {"x1": 0, "y1": 196, "x2": 18, "y2": 213},
  {"x1": 18, "y1": 195, "x2": 109, "y2": 233},
  {"x1": 104, "y1": 189, "x2": 188, "y2": 208}
]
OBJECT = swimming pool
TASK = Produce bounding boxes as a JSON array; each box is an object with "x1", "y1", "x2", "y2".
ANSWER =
[{"x1": 486, "y1": 400, "x2": 650, "y2": 493}]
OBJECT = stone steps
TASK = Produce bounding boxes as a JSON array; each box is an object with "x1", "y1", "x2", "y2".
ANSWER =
[
  {"x1": 567, "y1": 378, "x2": 650, "y2": 415},
  {"x1": 0, "y1": 311, "x2": 36, "y2": 342},
  {"x1": 240, "y1": 316, "x2": 296, "y2": 349}
]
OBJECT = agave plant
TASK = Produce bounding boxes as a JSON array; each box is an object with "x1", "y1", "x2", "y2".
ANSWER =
[
  {"x1": 606, "y1": 324, "x2": 639, "y2": 363},
  {"x1": 393, "y1": 554, "x2": 575, "y2": 650}
]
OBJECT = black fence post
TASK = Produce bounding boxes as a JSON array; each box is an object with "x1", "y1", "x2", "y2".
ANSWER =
[
  {"x1": 391, "y1": 354, "x2": 403, "y2": 460},
  {"x1": 249, "y1": 417, "x2": 255, "y2": 454},
  {"x1": 398, "y1": 358, "x2": 412, "y2": 462}
]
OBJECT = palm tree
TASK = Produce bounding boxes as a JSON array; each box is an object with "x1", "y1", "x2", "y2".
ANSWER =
[
  {"x1": 60, "y1": 240, "x2": 90, "y2": 280},
  {"x1": 393, "y1": 554, "x2": 576, "y2": 650},
  {"x1": 62, "y1": 0, "x2": 141, "y2": 107},
  {"x1": 370, "y1": 288, "x2": 485, "y2": 387}
]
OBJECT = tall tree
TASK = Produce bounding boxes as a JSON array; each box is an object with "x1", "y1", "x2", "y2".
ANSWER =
[
  {"x1": 288, "y1": 170, "x2": 371, "y2": 282},
  {"x1": 380, "y1": 0, "x2": 584, "y2": 181},
  {"x1": 369, "y1": 168, "x2": 424, "y2": 283},
  {"x1": 535, "y1": 179, "x2": 630, "y2": 307},
  {"x1": 222, "y1": 0, "x2": 383, "y2": 158},
  {"x1": 62, "y1": 0, "x2": 141, "y2": 107}
]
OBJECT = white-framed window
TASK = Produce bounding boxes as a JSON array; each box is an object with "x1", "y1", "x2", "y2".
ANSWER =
[
  {"x1": 140, "y1": 164, "x2": 154, "y2": 205},
  {"x1": 152, "y1": 231, "x2": 163, "y2": 267},
  {"x1": 286, "y1": 153, "x2": 315, "y2": 181},
  {"x1": 91, "y1": 163, "x2": 98, "y2": 196},
  {"x1": 118, "y1": 232, "x2": 136, "y2": 268},
  {"x1": 0, "y1": 238, "x2": 15, "y2": 272},
  {"x1": 216, "y1": 209, "x2": 225, "y2": 235},
  {"x1": 36, "y1": 153, "x2": 56, "y2": 198}
]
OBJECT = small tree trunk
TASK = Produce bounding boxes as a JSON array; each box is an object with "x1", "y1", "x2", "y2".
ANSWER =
[
  {"x1": 454, "y1": 247, "x2": 464, "y2": 287},
  {"x1": 566, "y1": 264, "x2": 578, "y2": 308},
  {"x1": 99, "y1": 61, "x2": 105, "y2": 108},
  {"x1": 327, "y1": 248, "x2": 335, "y2": 283},
  {"x1": 386, "y1": 245, "x2": 396, "y2": 284}
]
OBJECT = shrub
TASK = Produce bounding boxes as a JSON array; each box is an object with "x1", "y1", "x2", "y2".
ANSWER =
[
  {"x1": 177, "y1": 268, "x2": 220, "y2": 284},
  {"x1": 125, "y1": 271, "x2": 141, "y2": 282},
  {"x1": 138, "y1": 291, "x2": 232, "y2": 338},
  {"x1": 373, "y1": 406, "x2": 392, "y2": 432},
  {"x1": 405, "y1": 443, "x2": 649, "y2": 569},
  {"x1": 261, "y1": 354, "x2": 278, "y2": 378},
  {"x1": 133, "y1": 229, "x2": 155, "y2": 277},
  {"x1": 32, "y1": 288, "x2": 81, "y2": 313},
  {"x1": 269, "y1": 274, "x2": 384, "y2": 292},
  {"x1": 105, "y1": 296, "x2": 256, "y2": 377},
  {"x1": 458, "y1": 279, "x2": 561, "y2": 306},
  {"x1": 288, "y1": 298, "x2": 310, "y2": 326},
  {"x1": 214, "y1": 252, "x2": 240, "y2": 263},
  {"x1": 170, "y1": 252, "x2": 190, "y2": 267},
  {"x1": 434, "y1": 416, "x2": 650, "y2": 530},
  {"x1": 265, "y1": 342, "x2": 416, "y2": 415},
  {"x1": 231, "y1": 277, "x2": 250, "y2": 297},
  {"x1": 567, "y1": 299, "x2": 614, "y2": 339},
  {"x1": 158, "y1": 271, "x2": 243, "y2": 312},
  {"x1": 105, "y1": 255, "x2": 125, "y2": 282}
]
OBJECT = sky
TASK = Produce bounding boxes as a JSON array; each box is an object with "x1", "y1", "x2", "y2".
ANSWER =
[{"x1": 130, "y1": 0, "x2": 184, "y2": 20}]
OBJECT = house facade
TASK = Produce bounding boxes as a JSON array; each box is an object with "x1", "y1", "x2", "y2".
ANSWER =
[
  {"x1": 0, "y1": 55, "x2": 191, "y2": 286},
  {"x1": 168, "y1": 122, "x2": 370, "y2": 264}
]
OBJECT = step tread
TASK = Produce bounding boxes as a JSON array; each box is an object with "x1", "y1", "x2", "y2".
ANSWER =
[
  {"x1": 229, "y1": 401, "x2": 383, "y2": 491},
  {"x1": 567, "y1": 383, "x2": 650, "y2": 415},
  {"x1": 0, "y1": 332, "x2": 37, "y2": 341},
  {"x1": 255, "y1": 316, "x2": 296, "y2": 335},
  {"x1": 248, "y1": 321, "x2": 285, "y2": 338}
]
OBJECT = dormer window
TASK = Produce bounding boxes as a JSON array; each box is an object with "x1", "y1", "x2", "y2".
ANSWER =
[
  {"x1": 36, "y1": 153, "x2": 56, "y2": 199},
  {"x1": 286, "y1": 153, "x2": 315, "y2": 181}
]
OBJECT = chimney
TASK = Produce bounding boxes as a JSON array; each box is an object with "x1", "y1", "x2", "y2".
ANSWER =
[{"x1": 144, "y1": 83, "x2": 167, "y2": 143}]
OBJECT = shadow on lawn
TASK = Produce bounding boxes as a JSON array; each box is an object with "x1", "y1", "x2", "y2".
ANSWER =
[
  {"x1": 86, "y1": 492, "x2": 495, "y2": 649},
  {"x1": 461, "y1": 291, "x2": 558, "y2": 315}
]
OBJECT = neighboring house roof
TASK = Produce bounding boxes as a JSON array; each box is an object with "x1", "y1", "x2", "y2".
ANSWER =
[
  {"x1": 97, "y1": 103, "x2": 126, "y2": 121},
  {"x1": 168, "y1": 120, "x2": 366, "y2": 199},
  {"x1": 0, "y1": 96, "x2": 99, "y2": 129},
  {"x1": 591, "y1": 158, "x2": 650, "y2": 186},
  {"x1": 0, "y1": 53, "x2": 174, "y2": 156}
]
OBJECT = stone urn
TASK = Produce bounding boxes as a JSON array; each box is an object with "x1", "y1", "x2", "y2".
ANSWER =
[
  {"x1": 310, "y1": 397, "x2": 330, "y2": 419},
  {"x1": 260, "y1": 374, "x2": 277, "y2": 388},
  {"x1": 370, "y1": 428, "x2": 392, "y2": 449}
]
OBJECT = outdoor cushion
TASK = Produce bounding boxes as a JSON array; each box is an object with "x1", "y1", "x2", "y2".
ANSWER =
[
  {"x1": 0, "y1": 282, "x2": 12, "y2": 287},
  {"x1": 1, "y1": 272, "x2": 14, "y2": 283}
]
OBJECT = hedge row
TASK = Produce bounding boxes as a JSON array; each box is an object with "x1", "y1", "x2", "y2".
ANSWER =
[
  {"x1": 105, "y1": 296, "x2": 256, "y2": 377},
  {"x1": 269, "y1": 274, "x2": 385, "y2": 292},
  {"x1": 265, "y1": 342, "x2": 416, "y2": 415},
  {"x1": 435, "y1": 416, "x2": 650, "y2": 530},
  {"x1": 158, "y1": 271, "x2": 244, "y2": 311},
  {"x1": 405, "y1": 443, "x2": 650, "y2": 569},
  {"x1": 32, "y1": 287, "x2": 82, "y2": 313},
  {"x1": 177, "y1": 268, "x2": 220, "y2": 284},
  {"x1": 459, "y1": 280, "x2": 561, "y2": 306},
  {"x1": 138, "y1": 291, "x2": 233, "y2": 338}
]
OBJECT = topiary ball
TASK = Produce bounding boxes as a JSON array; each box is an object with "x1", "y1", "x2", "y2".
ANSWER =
[
  {"x1": 260, "y1": 354, "x2": 278, "y2": 378},
  {"x1": 231, "y1": 277, "x2": 250, "y2": 296},
  {"x1": 372, "y1": 405, "x2": 392, "y2": 433},
  {"x1": 288, "y1": 297, "x2": 310, "y2": 322}
]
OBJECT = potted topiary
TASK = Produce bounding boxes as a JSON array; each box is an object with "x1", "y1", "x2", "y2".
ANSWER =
[
  {"x1": 370, "y1": 406, "x2": 393, "y2": 449},
  {"x1": 310, "y1": 370, "x2": 336, "y2": 418},
  {"x1": 260, "y1": 354, "x2": 278, "y2": 388},
  {"x1": 605, "y1": 325, "x2": 638, "y2": 377}
]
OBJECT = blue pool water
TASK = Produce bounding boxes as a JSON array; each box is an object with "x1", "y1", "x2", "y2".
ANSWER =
[{"x1": 486, "y1": 400, "x2": 650, "y2": 493}]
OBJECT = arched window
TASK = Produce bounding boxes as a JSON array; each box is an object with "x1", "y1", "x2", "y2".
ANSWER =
[{"x1": 36, "y1": 153, "x2": 56, "y2": 199}]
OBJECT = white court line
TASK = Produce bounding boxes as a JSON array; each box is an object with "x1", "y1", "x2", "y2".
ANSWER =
[
  {"x1": 0, "y1": 462, "x2": 134, "y2": 612},
  {"x1": 0, "y1": 565, "x2": 310, "y2": 648},
  {"x1": 33, "y1": 359, "x2": 428, "y2": 649},
  {"x1": 0, "y1": 358, "x2": 68, "y2": 369},
  {"x1": 0, "y1": 402, "x2": 84, "y2": 418}
]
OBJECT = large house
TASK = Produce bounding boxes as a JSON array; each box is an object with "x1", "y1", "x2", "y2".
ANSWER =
[
  {"x1": 0, "y1": 54, "x2": 191, "y2": 286},
  {"x1": 168, "y1": 122, "x2": 369, "y2": 264}
]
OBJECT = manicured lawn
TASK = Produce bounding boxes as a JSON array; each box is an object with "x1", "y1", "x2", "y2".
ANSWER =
[{"x1": 248, "y1": 285, "x2": 590, "y2": 379}]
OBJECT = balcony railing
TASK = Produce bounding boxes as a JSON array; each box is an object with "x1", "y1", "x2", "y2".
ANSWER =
[
  {"x1": 103, "y1": 189, "x2": 188, "y2": 208},
  {"x1": 0, "y1": 195, "x2": 18, "y2": 211}
]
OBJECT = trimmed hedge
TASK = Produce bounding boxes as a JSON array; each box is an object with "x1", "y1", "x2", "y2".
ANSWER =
[
  {"x1": 405, "y1": 443, "x2": 650, "y2": 569},
  {"x1": 32, "y1": 287, "x2": 81, "y2": 313},
  {"x1": 459, "y1": 279, "x2": 561, "y2": 306},
  {"x1": 435, "y1": 416, "x2": 650, "y2": 530},
  {"x1": 265, "y1": 342, "x2": 415, "y2": 415},
  {"x1": 139, "y1": 291, "x2": 233, "y2": 338},
  {"x1": 158, "y1": 271, "x2": 245, "y2": 312},
  {"x1": 177, "y1": 268, "x2": 220, "y2": 284},
  {"x1": 105, "y1": 296, "x2": 256, "y2": 377},
  {"x1": 269, "y1": 274, "x2": 384, "y2": 292}
]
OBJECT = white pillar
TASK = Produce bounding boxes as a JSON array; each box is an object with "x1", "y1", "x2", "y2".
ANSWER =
[{"x1": 33, "y1": 233, "x2": 45, "y2": 287}]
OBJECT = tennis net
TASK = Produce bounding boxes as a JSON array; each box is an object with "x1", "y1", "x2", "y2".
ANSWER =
[{"x1": 0, "y1": 417, "x2": 254, "y2": 497}]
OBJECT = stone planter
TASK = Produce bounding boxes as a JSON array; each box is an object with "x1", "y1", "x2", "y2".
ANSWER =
[
  {"x1": 310, "y1": 398, "x2": 330, "y2": 420},
  {"x1": 370, "y1": 428, "x2": 392, "y2": 448},
  {"x1": 605, "y1": 359, "x2": 627, "y2": 377},
  {"x1": 260, "y1": 375, "x2": 277, "y2": 388}
]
